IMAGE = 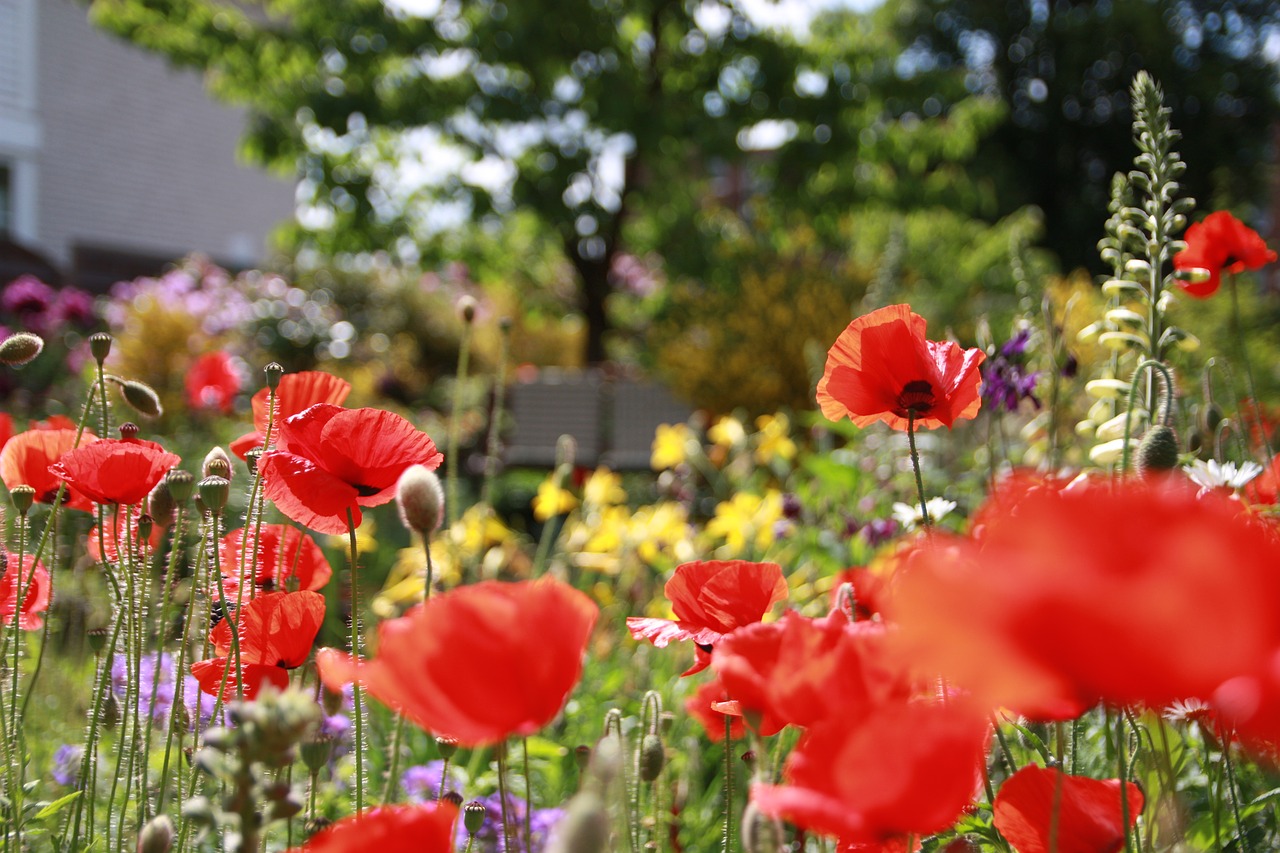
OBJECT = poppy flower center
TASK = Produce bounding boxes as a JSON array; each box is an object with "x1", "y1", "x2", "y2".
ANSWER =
[
  {"x1": 353, "y1": 483, "x2": 382, "y2": 497},
  {"x1": 896, "y1": 380, "x2": 936, "y2": 416}
]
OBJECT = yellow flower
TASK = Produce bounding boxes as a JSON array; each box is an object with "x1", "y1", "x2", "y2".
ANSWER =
[
  {"x1": 583, "y1": 468, "x2": 626, "y2": 508},
  {"x1": 651, "y1": 423, "x2": 692, "y2": 470},
  {"x1": 532, "y1": 479, "x2": 579, "y2": 521},
  {"x1": 449, "y1": 504, "x2": 513, "y2": 554},
  {"x1": 632, "y1": 501, "x2": 694, "y2": 566},
  {"x1": 753, "y1": 413, "x2": 798, "y2": 464},
  {"x1": 708, "y1": 416, "x2": 747, "y2": 449},
  {"x1": 327, "y1": 515, "x2": 378, "y2": 554},
  {"x1": 704, "y1": 490, "x2": 783, "y2": 554}
]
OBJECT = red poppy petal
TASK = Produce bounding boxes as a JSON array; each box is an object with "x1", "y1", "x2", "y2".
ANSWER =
[
  {"x1": 259, "y1": 451, "x2": 361, "y2": 535},
  {"x1": 319, "y1": 408, "x2": 444, "y2": 505},
  {"x1": 993, "y1": 765, "x2": 1142, "y2": 853},
  {"x1": 285, "y1": 803, "x2": 457, "y2": 853},
  {"x1": 251, "y1": 371, "x2": 352, "y2": 434},
  {"x1": 626, "y1": 617, "x2": 722, "y2": 648}
]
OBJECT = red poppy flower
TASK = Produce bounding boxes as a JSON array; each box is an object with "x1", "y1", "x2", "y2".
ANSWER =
[
  {"x1": 317, "y1": 577, "x2": 598, "y2": 746},
  {"x1": 0, "y1": 428, "x2": 99, "y2": 511},
  {"x1": 0, "y1": 554, "x2": 51, "y2": 631},
  {"x1": 712, "y1": 611, "x2": 900, "y2": 734},
  {"x1": 258, "y1": 404, "x2": 443, "y2": 535},
  {"x1": 230, "y1": 370, "x2": 351, "y2": 458},
  {"x1": 752, "y1": 698, "x2": 990, "y2": 843},
  {"x1": 817, "y1": 304, "x2": 985, "y2": 431},
  {"x1": 1173, "y1": 211, "x2": 1277, "y2": 298},
  {"x1": 48, "y1": 437, "x2": 181, "y2": 506},
  {"x1": 192, "y1": 590, "x2": 326, "y2": 701},
  {"x1": 285, "y1": 803, "x2": 457, "y2": 853},
  {"x1": 993, "y1": 765, "x2": 1142, "y2": 853},
  {"x1": 829, "y1": 566, "x2": 892, "y2": 622},
  {"x1": 627, "y1": 560, "x2": 788, "y2": 676},
  {"x1": 186, "y1": 351, "x2": 241, "y2": 414},
  {"x1": 890, "y1": 478, "x2": 1280, "y2": 715},
  {"x1": 0, "y1": 413, "x2": 12, "y2": 451},
  {"x1": 89, "y1": 505, "x2": 164, "y2": 563},
  {"x1": 685, "y1": 675, "x2": 747, "y2": 742},
  {"x1": 218, "y1": 524, "x2": 332, "y2": 601}
]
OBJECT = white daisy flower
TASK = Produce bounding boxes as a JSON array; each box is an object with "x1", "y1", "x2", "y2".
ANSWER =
[
  {"x1": 892, "y1": 497, "x2": 957, "y2": 530},
  {"x1": 1183, "y1": 458, "x2": 1263, "y2": 492}
]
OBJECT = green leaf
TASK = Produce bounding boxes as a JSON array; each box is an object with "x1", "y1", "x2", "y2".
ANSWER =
[{"x1": 31, "y1": 791, "x2": 82, "y2": 823}]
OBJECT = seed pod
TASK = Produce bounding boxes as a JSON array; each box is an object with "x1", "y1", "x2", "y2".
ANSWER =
[
  {"x1": 148, "y1": 480, "x2": 176, "y2": 522},
  {"x1": 0, "y1": 333, "x2": 44, "y2": 366},
  {"x1": 264, "y1": 362, "x2": 284, "y2": 391},
  {"x1": 435, "y1": 735, "x2": 459, "y2": 760},
  {"x1": 166, "y1": 469, "x2": 195, "y2": 503},
  {"x1": 198, "y1": 476, "x2": 230, "y2": 514},
  {"x1": 89, "y1": 333, "x2": 113, "y2": 364},
  {"x1": 463, "y1": 800, "x2": 488, "y2": 836},
  {"x1": 10, "y1": 485, "x2": 35, "y2": 515},
  {"x1": 202, "y1": 447, "x2": 232, "y2": 480}
]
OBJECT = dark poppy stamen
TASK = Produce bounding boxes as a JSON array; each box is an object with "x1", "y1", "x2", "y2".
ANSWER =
[
  {"x1": 696, "y1": 642, "x2": 714, "y2": 653},
  {"x1": 896, "y1": 379, "x2": 936, "y2": 416},
  {"x1": 353, "y1": 483, "x2": 382, "y2": 497}
]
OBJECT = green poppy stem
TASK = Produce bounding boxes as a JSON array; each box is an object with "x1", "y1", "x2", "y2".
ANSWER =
[
  {"x1": 346, "y1": 508, "x2": 366, "y2": 814},
  {"x1": 906, "y1": 412, "x2": 931, "y2": 529}
]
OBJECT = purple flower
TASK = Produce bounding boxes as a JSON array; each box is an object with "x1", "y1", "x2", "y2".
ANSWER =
[
  {"x1": 52, "y1": 744, "x2": 82, "y2": 786},
  {"x1": 982, "y1": 329, "x2": 1041, "y2": 414},
  {"x1": 859, "y1": 518, "x2": 899, "y2": 549},
  {"x1": 402, "y1": 760, "x2": 468, "y2": 803},
  {"x1": 52, "y1": 287, "x2": 96, "y2": 328},
  {"x1": 465, "y1": 791, "x2": 565, "y2": 852},
  {"x1": 2, "y1": 276, "x2": 56, "y2": 333}
]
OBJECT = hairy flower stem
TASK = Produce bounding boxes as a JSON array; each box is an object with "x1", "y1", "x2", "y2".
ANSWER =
[
  {"x1": 156, "y1": 504, "x2": 192, "y2": 814},
  {"x1": 1116, "y1": 712, "x2": 1133, "y2": 853},
  {"x1": 496, "y1": 741, "x2": 516, "y2": 853},
  {"x1": 1120, "y1": 359, "x2": 1175, "y2": 474},
  {"x1": 383, "y1": 542, "x2": 434, "y2": 804},
  {"x1": 4, "y1": 513, "x2": 30, "y2": 850},
  {"x1": 19, "y1": 505, "x2": 59, "y2": 724},
  {"x1": 1222, "y1": 736, "x2": 1249, "y2": 852},
  {"x1": 906, "y1": 413, "x2": 931, "y2": 529},
  {"x1": 524, "y1": 737, "x2": 534, "y2": 852},
  {"x1": 347, "y1": 508, "x2": 366, "y2": 813},
  {"x1": 447, "y1": 318, "x2": 473, "y2": 532},
  {"x1": 722, "y1": 714, "x2": 734, "y2": 853}
]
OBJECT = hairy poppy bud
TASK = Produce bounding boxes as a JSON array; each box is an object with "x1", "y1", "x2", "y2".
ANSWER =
[
  {"x1": 165, "y1": 469, "x2": 194, "y2": 503},
  {"x1": 137, "y1": 513, "x2": 154, "y2": 543},
  {"x1": 397, "y1": 465, "x2": 445, "y2": 535},
  {"x1": 10, "y1": 485, "x2": 35, "y2": 515},
  {"x1": 638, "y1": 733, "x2": 664, "y2": 782},
  {"x1": 118, "y1": 380, "x2": 163, "y2": 419},
  {"x1": 0, "y1": 332, "x2": 44, "y2": 366},
  {"x1": 89, "y1": 333, "x2": 113, "y2": 364},
  {"x1": 556, "y1": 434, "x2": 577, "y2": 469},
  {"x1": 546, "y1": 790, "x2": 609, "y2": 853},
  {"x1": 264, "y1": 362, "x2": 284, "y2": 392},
  {"x1": 203, "y1": 446, "x2": 233, "y2": 480},
  {"x1": 1137, "y1": 425, "x2": 1180, "y2": 477},
  {"x1": 463, "y1": 800, "x2": 488, "y2": 836},
  {"x1": 302, "y1": 817, "x2": 332, "y2": 838},
  {"x1": 741, "y1": 802, "x2": 784, "y2": 853},
  {"x1": 136, "y1": 814, "x2": 175, "y2": 853},
  {"x1": 148, "y1": 481, "x2": 175, "y2": 523},
  {"x1": 198, "y1": 476, "x2": 230, "y2": 513}
]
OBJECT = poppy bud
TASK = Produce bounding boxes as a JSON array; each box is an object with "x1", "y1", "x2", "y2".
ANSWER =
[
  {"x1": 264, "y1": 362, "x2": 284, "y2": 392},
  {"x1": 1137, "y1": 425, "x2": 1180, "y2": 477},
  {"x1": 588, "y1": 736, "x2": 621, "y2": 786},
  {"x1": 441, "y1": 791, "x2": 464, "y2": 809},
  {"x1": 136, "y1": 814, "x2": 175, "y2": 853},
  {"x1": 574, "y1": 744, "x2": 592, "y2": 775},
  {"x1": 1202, "y1": 403, "x2": 1224, "y2": 434},
  {"x1": 10, "y1": 485, "x2": 35, "y2": 515},
  {"x1": 244, "y1": 448, "x2": 263, "y2": 476},
  {"x1": 639, "y1": 733, "x2": 664, "y2": 782},
  {"x1": 119, "y1": 422, "x2": 140, "y2": 440},
  {"x1": 299, "y1": 731, "x2": 333, "y2": 774},
  {"x1": 1174, "y1": 266, "x2": 1212, "y2": 284},
  {"x1": 203, "y1": 447, "x2": 233, "y2": 480},
  {"x1": 148, "y1": 481, "x2": 175, "y2": 523},
  {"x1": 87, "y1": 626, "x2": 109, "y2": 655},
  {"x1": 198, "y1": 476, "x2": 230, "y2": 514},
  {"x1": 740, "y1": 802, "x2": 784, "y2": 853},
  {"x1": 321, "y1": 685, "x2": 343, "y2": 717},
  {"x1": 172, "y1": 702, "x2": 191, "y2": 735},
  {"x1": 463, "y1": 800, "x2": 488, "y2": 836},
  {"x1": 740, "y1": 749, "x2": 756, "y2": 770},
  {"x1": 435, "y1": 735, "x2": 458, "y2": 760},
  {"x1": 118, "y1": 380, "x2": 164, "y2": 419},
  {"x1": 0, "y1": 332, "x2": 44, "y2": 366},
  {"x1": 137, "y1": 514, "x2": 154, "y2": 543},
  {"x1": 546, "y1": 790, "x2": 609, "y2": 853},
  {"x1": 556, "y1": 434, "x2": 577, "y2": 469},
  {"x1": 456, "y1": 295, "x2": 478, "y2": 324},
  {"x1": 397, "y1": 465, "x2": 445, "y2": 535},
  {"x1": 89, "y1": 333, "x2": 113, "y2": 365},
  {"x1": 165, "y1": 469, "x2": 194, "y2": 503}
]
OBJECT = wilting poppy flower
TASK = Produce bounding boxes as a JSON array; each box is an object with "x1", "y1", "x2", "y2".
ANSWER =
[
  {"x1": 258, "y1": 404, "x2": 443, "y2": 535},
  {"x1": 218, "y1": 524, "x2": 332, "y2": 600},
  {"x1": 993, "y1": 765, "x2": 1142, "y2": 853},
  {"x1": 186, "y1": 351, "x2": 241, "y2": 414},
  {"x1": 89, "y1": 505, "x2": 163, "y2": 563},
  {"x1": 0, "y1": 554, "x2": 51, "y2": 631},
  {"x1": 0, "y1": 428, "x2": 98, "y2": 511},
  {"x1": 817, "y1": 304, "x2": 985, "y2": 431},
  {"x1": 317, "y1": 577, "x2": 597, "y2": 746},
  {"x1": 49, "y1": 437, "x2": 181, "y2": 506},
  {"x1": 230, "y1": 370, "x2": 351, "y2": 458},
  {"x1": 627, "y1": 560, "x2": 788, "y2": 676},
  {"x1": 713, "y1": 610, "x2": 900, "y2": 733},
  {"x1": 286, "y1": 803, "x2": 457, "y2": 853},
  {"x1": 191, "y1": 590, "x2": 326, "y2": 701},
  {"x1": 1173, "y1": 211, "x2": 1277, "y2": 298},
  {"x1": 752, "y1": 697, "x2": 989, "y2": 844},
  {"x1": 891, "y1": 478, "x2": 1280, "y2": 715},
  {"x1": 685, "y1": 675, "x2": 747, "y2": 742}
]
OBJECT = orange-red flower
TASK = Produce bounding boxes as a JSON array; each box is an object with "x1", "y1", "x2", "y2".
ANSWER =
[
  {"x1": 0, "y1": 428, "x2": 98, "y2": 511},
  {"x1": 48, "y1": 436, "x2": 181, "y2": 506},
  {"x1": 1173, "y1": 211, "x2": 1277, "y2": 298},
  {"x1": 186, "y1": 351, "x2": 241, "y2": 414},
  {"x1": 317, "y1": 577, "x2": 597, "y2": 746},
  {"x1": 0, "y1": 554, "x2": 50, "y2": 631},
  {"x1": 751, "y1": 698, "x2": 989, "y2": 844},
  {"x1": 817, "y1": 304, "x2": 985, "y2": 431},
  {"x1": 993, "y1": 765, "x2": 1142, "y2": 853},
  {"x1": 891, "y1": 478, "x2": 1280, "y2": 715},
  {"x1": 89, "y1": 505, "x2": 163, "y2": 563},
  {"x1": 685, "y1": 674, "x2": 748, "y2": 742},
  {"x1": 218, "y1": 524, "x2": 332, "y2": 600},
  {"x1": 230, "y1": 370, "x2": 351, "y2": 458},
  {"x1": 286, "y1": 803, "x2": 457, "y2": 853},
  {"x1": 258, "y1": 404, "x2": 443, "y2": 535},
  {"x1": 627, "y1": 560, "x2": 788, "y2": 676},
  {"x1": 191, "y1": 591, "x2": 325, "y2": 701}
]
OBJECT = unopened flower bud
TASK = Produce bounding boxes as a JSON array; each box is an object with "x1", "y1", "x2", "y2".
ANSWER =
[
  {"x1": 397, "y1": 465, "x2": 445, "y2": 535},
  {"x1": 740, "y1": 750, "x2": 756, "y2": 770},
  {"x1": 0, "y1": 333, "x2": 44, "y2": 366},
  {"x1": 740, "y1": 802, "x2": 784, "y2": 853},
  {"x1": 639, "y1": 733, "x2": 665, "y2": 782},
  {"x1": 264, "y1": 362, "x2": 284, "y2": 391},
  {"x1": 545, "y1": 790, "x2": 609, "y2": 853},
  {"x1": 89, "y1": 333, "x2": 113, "y2": 364},
  {"x1": 197, "y1": 476, "x2": 230, "y2": 513},
  {"x1": 1137, "y1": 425, "x2": 1180, "y2": 477},
  {"x1": 463, "y1": 800, "x2": 488, "y2": 836},
  {"x1": 588, "y1": 736, "x2": 621, "y2": 786},
  {"x1": 457, "y1": 295, "x2": 478, "y2": 324},
  {"x1": 165, "y1": 469, "x2": 194, "y2": 503},
  {"x1": 10, "y1": 485, "x2": 35, "y2": 515},
  {"x1": 148, "y1": 481, "x2": 175, "y2": 523},
  {"x1": 136, "y1": 814, "x2": 175, "y2": 853},
  {"x1": 119, "y1": 380, "x2": 163, "y2": 419},
  {"x1": 137, "y1": 513, "x2": 154, "y2": 543},
  {"x1": 556, "y1": 434, "x2": 577, "y2": 468},
  {"x1": 245, "y1": 448, "x2": 263, "y2": 475},
  {"x1": 574, "y1": 744, "x2": 592, "y2": 775},
  {"x1": 301, "y1": 734, "x2": 334, "y2": 774},
  {"x1": 202, "y1": 447, "x2": 232, "y2": 480}
]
